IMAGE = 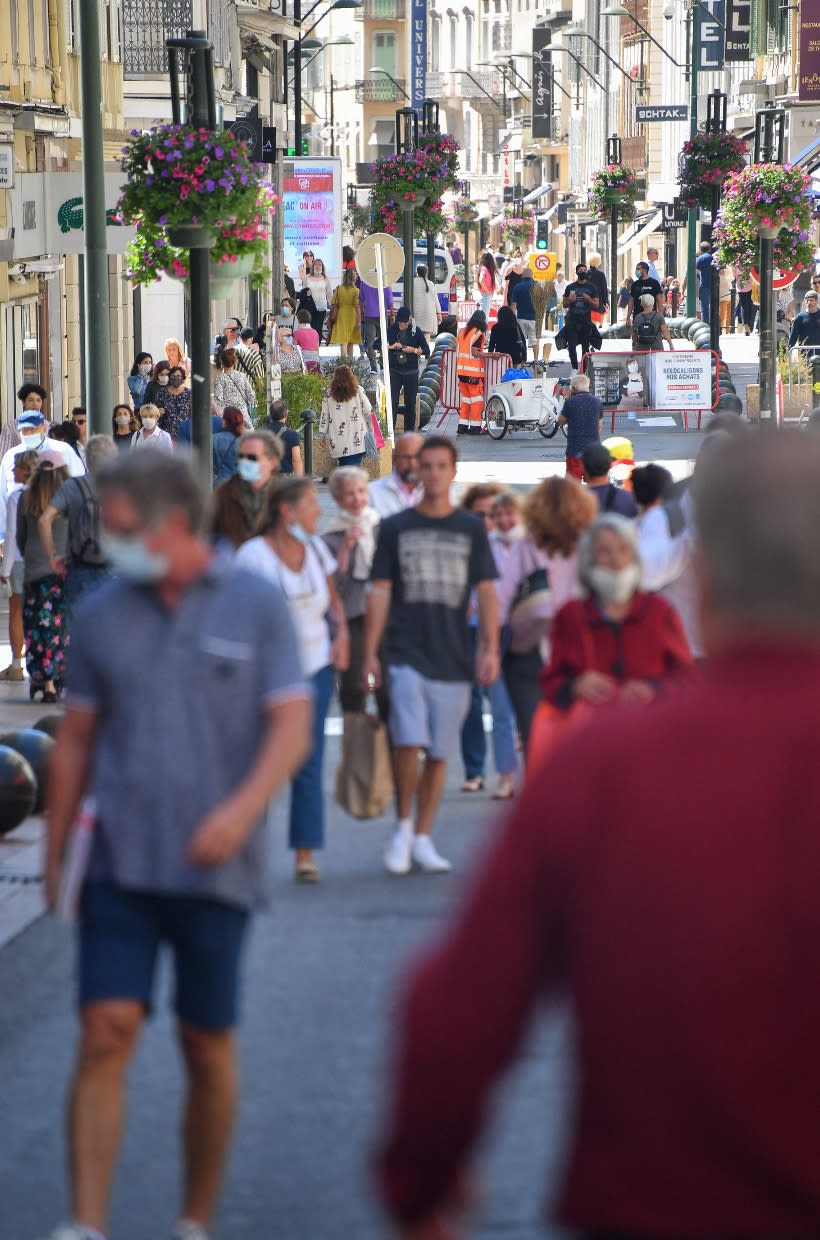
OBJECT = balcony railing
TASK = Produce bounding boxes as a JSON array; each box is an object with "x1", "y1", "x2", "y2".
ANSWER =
[
  {"x1": 425, "y1": 70, "x2": 499, "y2": 101},
  {"x1": 355, "y1": 77, "x2": 408, "y2": 103},
  {"x1": 123, "y1": 0, "x2": 193, "y2": 77},
  {"x1": 355, "y1": 0, "x2": 406, "y2": 18}
]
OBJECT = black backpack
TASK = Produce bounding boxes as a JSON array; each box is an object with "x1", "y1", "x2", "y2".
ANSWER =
[
  {"x1": 72, "y1": 477, "x2": 105, "y2": 566},
  {"x1": 636, "y1": 315, "x2": 658, "y2": 344}
]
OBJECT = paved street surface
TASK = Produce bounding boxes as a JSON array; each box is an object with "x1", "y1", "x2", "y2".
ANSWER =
[{"x1": 0, "y1": 336, "x2": 760, "y2": 1238}]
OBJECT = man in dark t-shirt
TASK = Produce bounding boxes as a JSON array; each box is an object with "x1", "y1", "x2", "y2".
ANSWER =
[
  {"x1": 562, "y1": 263, "x2": 599, "y2": 369},
  {"x1": 365, "y1": 436, "x2": 498, "y2": 878},
  {"x1": 627, "y1": 262, "x2": 663, "y2": 324},
  {"x1": 263, "y1": 399, "x2": 303, "y2": 475},
  {"x1": 558, "y1": 374, "x2": 603, "y2": 480}
]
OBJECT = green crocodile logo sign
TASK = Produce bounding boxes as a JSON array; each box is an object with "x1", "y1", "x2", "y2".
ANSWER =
[{"x1": 57, "y1": 197, "x2": 125, "y2": 234}]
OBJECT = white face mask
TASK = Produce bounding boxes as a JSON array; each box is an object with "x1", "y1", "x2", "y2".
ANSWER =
[
  {"x1": 157, "y1": 375, "x2": 169, "y2": 386},
  {"x1": 141, "y1": 417, "x2": 157, "y2": 432},
  {"x1": 140, "y1": 363, "x2": 152, "y2": 376},
  {"x1": 286, "y1": 522, "x2": 311, "y2": 546},
  {"x1": 18, "y1": 426, "x2": 47, "y2": 449},
  {"x1": 101, "y1": 533, "x2": 168, "y2": 584},
  {"x1": 115, "y1": 414, "x2": 131, "y2": 427},
  {"x1": 236, "y1": 458, "x2": 261, "y2": 484},
  {"x1": 587, "y1": 563, "x2": 641, "y2": 605}
]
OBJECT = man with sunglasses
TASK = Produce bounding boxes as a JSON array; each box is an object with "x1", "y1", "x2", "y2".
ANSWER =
[{"x1": 210, "y1": 428, "x2": 283, "y2": 548}]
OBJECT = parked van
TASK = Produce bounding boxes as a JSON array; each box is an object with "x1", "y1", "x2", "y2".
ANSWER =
[{"x1": 391, "y1": 242, "x2": 456, "y2": 312}]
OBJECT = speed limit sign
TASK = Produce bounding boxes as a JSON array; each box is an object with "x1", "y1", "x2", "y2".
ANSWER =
[{"x1": 529, "y1": 251, "x2": 557, "y2": 280}]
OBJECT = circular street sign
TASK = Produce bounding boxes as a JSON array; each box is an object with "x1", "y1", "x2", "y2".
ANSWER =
[
  {"x1": 528, "y1": 252, "x2": 557, "y2": 280},
  {"x1": 356, "y1": 233, "x2": 406, "y2": 287},
  {"x1": 750, "y1": 264, "x2": 802, "y2": 290}
]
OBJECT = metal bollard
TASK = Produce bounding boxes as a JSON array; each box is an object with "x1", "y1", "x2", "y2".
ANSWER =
[{"x1": 301, "y1": 409, "x2": 315, "y2": 478}]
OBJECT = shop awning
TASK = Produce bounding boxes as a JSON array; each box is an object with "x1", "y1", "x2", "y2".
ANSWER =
[
  {"x1": 617, "y1": 209, "x2": 662, "y2": 257},
  {"x1": 522, "y1": 182, "x2": 554, "y2": 204},
  {"x1": 792, "y1": 133, "x2": 820, "y2": 175}
]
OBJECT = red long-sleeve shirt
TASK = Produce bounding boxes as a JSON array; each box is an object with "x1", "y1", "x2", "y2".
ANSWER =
[
  {"x1": 540, "y1": 592, "x2": 693, "y2": 706},
  {"x1": 377, "y1": 640, "x2": 820, "y2": 1234}
]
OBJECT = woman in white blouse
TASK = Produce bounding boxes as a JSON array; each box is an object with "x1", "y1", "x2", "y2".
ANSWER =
[
  {"x1": 236, "y1": 477, "x2": 348, "y2": 884},
  {"x1": 130, "y1": 403, "x2": 173, "y2": 452},
  {"x1": 302, "y1": 257, "x2": 334, "y2": 339},
  {"x1": 412, "y1": 264, "x2": 442, "y2": 339}
]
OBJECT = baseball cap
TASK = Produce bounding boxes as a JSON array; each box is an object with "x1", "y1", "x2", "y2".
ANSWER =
[
  {"x1": 396, "y1": 306, "x2": 411, "y2": 321},
  {"x1": 17, "y1": 411, "x2": 46, "y2": 428},
  {"x1": 582, "y1": 442, "x2": 613, "y2": 475}
]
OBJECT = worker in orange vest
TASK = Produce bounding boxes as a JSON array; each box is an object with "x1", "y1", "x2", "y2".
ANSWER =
[{"x1": 456, "y1": 310, "x2": 488, "y2": 436}]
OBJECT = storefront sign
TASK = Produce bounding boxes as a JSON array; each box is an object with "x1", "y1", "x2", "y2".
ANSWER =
[
  {"x1": 698, "y1": 0, "x2": 726, "y2": 71},
  {"x1": 661, "y1": 200, "x2": 689, "y2": 226},
  {"x1": 532, "y1": 28, "x2": 553, "y2": 140},
  {"x1": 282, "y1": 157, "x2": 343, "y2": 282},
  {"x1": 585, "y1": 351, "x2": 713, "y2": 413},
  {"x1": 410, "y1": 0, "x2": 427, "y2": 112},
  {"x1": 0, "y1": 146, "x2": 13, "y2": 190},
  {"x1": 635, "y1": 104, "x2": 688, "y2": 122},
  {"x1": 725, "y1": 0, "x2": 752, "y2": 61},
  {"x1": 799, "y1": 3, "x2": 820, "y2": 102},
  {"x1": 10, "y1": 173, "x2": 136, "y2": 257}
]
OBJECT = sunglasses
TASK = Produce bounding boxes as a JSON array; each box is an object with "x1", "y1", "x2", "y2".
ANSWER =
[{"x1": 237, "y1": 453, "x2": 260, "y2": 462}]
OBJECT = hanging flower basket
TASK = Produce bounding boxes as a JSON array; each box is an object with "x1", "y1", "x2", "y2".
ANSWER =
[
  {"x1": 588, "y1": 163, "x2": 640, "y2": 220},
  {"x1": 451, "y1": 197, "x2": 480, "y2": 230},
  {"x1": 369, "y1": 143, "x2": 452, "y2": 238},
  {"x1": 713, "y1": 163, "x2": 815, "y2": 281},
  {"x1": 117, "y1": 124, "x2": 277, "y2": 289},
  {"x1": 502, "y1": 205, "x2": 535, "y2": 248},
  {"x1": 345, "y1": 204, "x2": 372, "y2": 236},
  {"x1": 678, "y1": 130, "x2": 748, "y2": 211},
  {"x1": 418, "y1": 130, "x2": 461, "y2": 187}
]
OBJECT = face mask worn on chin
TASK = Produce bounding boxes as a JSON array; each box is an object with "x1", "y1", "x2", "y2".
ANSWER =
[
  {"x1": 101, "y1": 534, "x2": 168, "y2": 584},
  {"x1": 286, "y1": 522, "x2": 311, "y2": 546},
  {"x1": 141, "y1": 417, "x2": 157, "y2": 431},
  {"x1": 587, "y1": 562, "x2": 641, "y2": 606},
  {"x1": 236, "y1": 458, "x2": 262, "y2": 484}
]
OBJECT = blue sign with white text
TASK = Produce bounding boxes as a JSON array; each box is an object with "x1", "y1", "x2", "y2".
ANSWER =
[{"x1": 410, "y1": 0, "x2": 427, "y2": 112}]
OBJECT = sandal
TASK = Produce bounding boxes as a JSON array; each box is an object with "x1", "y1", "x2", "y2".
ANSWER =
[
  {"x1": 492, "y1": 775, "x2": 516, "y2": 800},
  {"x1": 460, "y1": 776, "x2": 485, "y2": 793},
  {"x1": 42, "y1": 690, "x2": 58, "y2": 704},
  {"x1": 295, "y1": 861, "x2": 321, "y2": 884}
]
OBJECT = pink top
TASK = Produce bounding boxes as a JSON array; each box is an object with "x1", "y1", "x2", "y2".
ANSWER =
[{"x1": 293, "y1": 326, "x2": 320, "y2": 352}]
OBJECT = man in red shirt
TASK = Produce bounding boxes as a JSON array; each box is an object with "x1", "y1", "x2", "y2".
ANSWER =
[{"x1": 376, "y1": 432, "x2": 820, "y2": 1238}]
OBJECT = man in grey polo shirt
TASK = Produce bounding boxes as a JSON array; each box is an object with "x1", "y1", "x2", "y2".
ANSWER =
[{"x1": 43, "y1": 453, "x2": 311, "y2": 1240}]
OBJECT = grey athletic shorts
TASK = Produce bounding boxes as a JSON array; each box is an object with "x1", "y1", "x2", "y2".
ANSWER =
[{"x1": 387, "y1": 664, "x2": 471, "y2": 760}]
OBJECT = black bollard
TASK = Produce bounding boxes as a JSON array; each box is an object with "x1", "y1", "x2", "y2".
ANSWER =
[{"x1": 301, "y1": 409, "x2": 315, "y2": 479}]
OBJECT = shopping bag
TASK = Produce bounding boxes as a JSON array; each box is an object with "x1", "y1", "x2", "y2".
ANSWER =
[
  {"x1": 334, "y1": 709, "x2": 393, "y2": 819},
  {"x1": 370, "y1": 410, "x2": 385, "y2": 450}
]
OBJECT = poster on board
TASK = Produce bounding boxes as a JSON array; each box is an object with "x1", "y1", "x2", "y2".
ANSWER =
[
  {"x1": 585, "y1": 351, "x2": 712, "y2": 412},
  {"x1": 282, "y1": 157, "x2": 343, "y2": 284}
]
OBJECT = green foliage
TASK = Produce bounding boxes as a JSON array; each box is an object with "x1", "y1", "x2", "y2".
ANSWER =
[
  {"x1": 588, "y1": 163, "x2": 640, "y2": 221},
  {"x1": 281, "y1": 371, "x2": 327, "y2": 428},
  {"x1": 252, "y1": 375, "x2": 267, "y2": 427},
  {"x1": 713, "y1": 163, "x2": 815, "y2": 281}
]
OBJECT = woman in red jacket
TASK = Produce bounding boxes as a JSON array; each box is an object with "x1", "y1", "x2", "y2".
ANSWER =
[{"x1": 541, "y1": 513, "x2": 693, "y2": 711}]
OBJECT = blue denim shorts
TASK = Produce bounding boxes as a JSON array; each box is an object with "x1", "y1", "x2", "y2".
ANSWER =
[{"x1": 79, "y1": 881, "x2": 250, "y2": 1031}]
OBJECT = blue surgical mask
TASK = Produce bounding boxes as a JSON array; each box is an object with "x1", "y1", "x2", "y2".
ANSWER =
[
  {"x1": 286, "y1": 522, "x2": 311, "y2": 546},
  {"x1": 236, "y1": 458, "x2": 261, "y2": 484},
  {"x1": 101, "y1": 533, "x2": 168, "y2": 583}
]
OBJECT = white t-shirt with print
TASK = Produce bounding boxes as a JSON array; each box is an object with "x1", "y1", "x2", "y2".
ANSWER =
[{"x1": 236, "y1": 535, "x2": 336, "y2": 677}]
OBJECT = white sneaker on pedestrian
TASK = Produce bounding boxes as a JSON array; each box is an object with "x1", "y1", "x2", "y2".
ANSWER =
[
  {"x1": 0, "y1": 663, "x2": 25, "y2": 681},
  {"x1": 41, "y1": 1225, "x2": 106, "y2": 1240},
  {"x1": 384, "y1": 826, "x2": 413, "y2": 875},
  {"x1": 411, "y1": 835, "x2": 452, "y2": 873},
  {"x1": 172, "y1": 1222, "x2": 212, "y2": 1240}
]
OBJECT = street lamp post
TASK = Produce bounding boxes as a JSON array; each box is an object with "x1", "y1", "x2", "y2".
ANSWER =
[
  {"x1": 607, "y1": 133, "x2": 621, "y2": 329},
  {"x1": 421, "y1": 99, "x2": 440, "y2": 281},
  {"x1": 755, "y1": 103, "x2": 786, "y2": 424},
  {"x1": 396, "y1": 107, "x2": 419, "y2": 316},
  {"x1": 706, "y1": 88, "x2": 727, "y2": 355},
  {"x1": 685, "y1": 0, "x2": 701, "y2": 317},
  {"x1": 167, "y1": 32, "x2": 217, "y2": 487},
  {"x1": 460, "y1": 180, "x2": 471, "y2": 300},
  {"x1": 293, "y1": 0, "x2": 361, "y2": 152}
]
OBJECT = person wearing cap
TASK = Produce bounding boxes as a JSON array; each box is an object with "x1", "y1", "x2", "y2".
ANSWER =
[
  {"x1": 386, "y1": 308, "x2": 430, "y2": 433},
  {"x1": 558, "y1": 374, "x2": 603, "y2": 481},
  {"x1": 789, "y1": 290, "x2": 820, "y2": 357},
  {"x1": 582, "y1": 443, "x2": 638, "y2": 517},
  {"x1": 0, "y1": 411, "x2": 85, "y2": 544},
  {"x1": 0, "y1": 381, "x2": 50, "y2": 463}
]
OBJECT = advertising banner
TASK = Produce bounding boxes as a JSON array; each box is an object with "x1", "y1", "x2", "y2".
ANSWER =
[
  {"x1": 282, "y1": 157, "x2": 343, "y2": 283},
  {"x1": 799, "y1": 3, "x2": 820, "y2": 102},
  {"x1": 410, "y1": 0, "x2": 427, "y2": 112},
  {"x1": 725, "y1": 0, "x2": 752, "y2": 61},
  {"x1": 585, "y1": 351, "x2": 713, "y2": 413},
  {"x1": 698, "y1": 0, "x2": 726, "y2": 71},
  {"x1": 532, "y1": 28, "x2": 553, "y2": 140},
  {"x1": 647, "y1": 351, "x2": 712, "y2": 409}
]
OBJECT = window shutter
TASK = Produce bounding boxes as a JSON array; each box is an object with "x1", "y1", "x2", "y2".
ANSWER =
[{"x1": 749, "y1": 0, "x2": 766, "y2": 56}]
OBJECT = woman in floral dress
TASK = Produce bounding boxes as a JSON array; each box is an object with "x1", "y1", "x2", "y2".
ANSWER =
[{"x1": 16, "y1": 454, "x2": 69, "y2": 702}]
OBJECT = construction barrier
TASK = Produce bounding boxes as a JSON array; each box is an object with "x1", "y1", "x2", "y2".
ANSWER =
[{"x1": 436, "y1": 349, "x2": 513, "y2": 423}]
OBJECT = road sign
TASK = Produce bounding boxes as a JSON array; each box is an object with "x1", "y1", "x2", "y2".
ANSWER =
[
  {"x1": 529, "y1": 251, "x2": 557, "y2": 280},
  {"x1": 356, "y1": 232, "x2": 405, "y2": 287},
  {"x1": 750, "y1": 264, "x2": 802, "y2": 290},
  {"x1": 635, "y1": 104, "x2": 688, "y2": 122},
  {"x1": 262, "y1": 127, "x2": 276, "y2": 164},
  {"x1": 661, "y1": 200, "x2": 689, "y2": 226},
  {"x1": 228, "y1": 116, "x2": 263, "y2": 160}
]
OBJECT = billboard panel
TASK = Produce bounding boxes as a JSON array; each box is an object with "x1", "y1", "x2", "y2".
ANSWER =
[{"x1": 282, "y1": 157, "x2": 343, "y2": 284}]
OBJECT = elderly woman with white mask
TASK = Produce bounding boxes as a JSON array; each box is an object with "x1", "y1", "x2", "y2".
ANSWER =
[{"x1": 540, "y1": 514, "x2": 692, "y2": 710}]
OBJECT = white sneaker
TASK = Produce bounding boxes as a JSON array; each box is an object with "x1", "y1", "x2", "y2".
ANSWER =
[
  {"x1": 384, "y1": 826, "x2": 413, "y2": 875},
  {"x1": 172, "y1": 1223, "x2": 212, "y2": 1240},
  {"x1": 41, "y1": 1226, "x2": 104, "y2": 1240},
  {"x1": 411, "y1": 835, "x2": 452, "y2": 873}
]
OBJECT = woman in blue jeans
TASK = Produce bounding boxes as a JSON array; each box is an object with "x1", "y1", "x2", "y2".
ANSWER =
[
  {"x1": 459, "y1": 486, "x2": 518, "y2": 799},
  {"x1": 237, "y1": 477, "x2": 349, "y2": 882}
]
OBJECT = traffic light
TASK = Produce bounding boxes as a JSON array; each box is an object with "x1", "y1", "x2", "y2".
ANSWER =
[
  {"x1": 536, "y1": 218, "x2": 549, "y2": 251},
  {"x1": 285, "y1": 140, "x2": 310, "y2": 157}
]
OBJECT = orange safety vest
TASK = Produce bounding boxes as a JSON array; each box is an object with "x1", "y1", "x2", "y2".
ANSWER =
[{"x1": 457, "y1": 327, "x2": 484, "y2": 379}]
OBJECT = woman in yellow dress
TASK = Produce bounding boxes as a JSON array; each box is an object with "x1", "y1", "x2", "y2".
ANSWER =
[{"x1": 329, "y1": 268, "x2": 363, "y2": 357}]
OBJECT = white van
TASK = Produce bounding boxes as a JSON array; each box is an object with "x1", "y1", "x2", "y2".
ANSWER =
[{"x1": 391, "y1": 242, "x2": 457, "y2": 312}]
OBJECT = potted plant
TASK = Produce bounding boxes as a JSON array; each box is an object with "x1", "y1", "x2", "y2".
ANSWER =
[
  {"x1": 368, "y1": 131, "x2": 458, "y2": 239},
  {"x1": 117, "y1": 124, "x2": 277, "y2": 292},
  {"x1": 502, "y1": 205, "x2": 535, "y2": 249},
  {"x1": 713, "y1": 164, "x2": 814, "y2": 278},
  {"x1": 588, "y1": 163, "x2": 640, "y2": 220},
  {"x1": 451, "y1": 196, "x2": 480, "y2": 230},
  {"x1": 345, "y1": 203, "x2": 373, "y2": 237},
  {"x1": 678, "y1": 130, "x2": 747, "y2": 211}
]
